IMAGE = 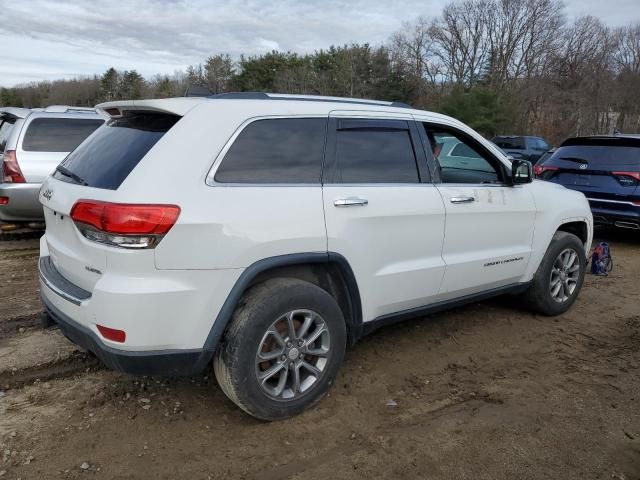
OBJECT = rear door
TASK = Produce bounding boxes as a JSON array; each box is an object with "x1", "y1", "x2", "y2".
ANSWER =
[
  {"x1": 322, "y1": 111, "x2": 446, "y2": 322},
  {"x1": 422, "y1": 123, "x2": 536, "y2": 298},
  {"x1": 17, "y1": 115, "x2": 104, "y2": 182}
]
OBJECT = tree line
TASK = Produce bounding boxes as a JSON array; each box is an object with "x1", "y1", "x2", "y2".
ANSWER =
[{"x1": 2, "y1": 0, "x2": 639, "y2": 144}]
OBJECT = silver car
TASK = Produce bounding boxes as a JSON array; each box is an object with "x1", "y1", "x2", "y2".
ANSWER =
[{"x1": 0, "y1": 106, "x2": 104, "y2": 223}]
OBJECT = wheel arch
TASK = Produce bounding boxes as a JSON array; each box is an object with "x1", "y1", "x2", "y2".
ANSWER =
[
  {"x1": 201, "y1": 252, "x2": 363, "y2": 361},
  {"x1": 556, "y1": 220, "x2": 589, "y2": 249}
]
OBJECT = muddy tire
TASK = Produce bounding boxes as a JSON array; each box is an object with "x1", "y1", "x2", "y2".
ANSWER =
[
  {"x1": 521, "y1": 231, "x2": 587, "y2": 316},
  {"x1": 214, "y1": 278, "x2": 346, "y2": 421}
]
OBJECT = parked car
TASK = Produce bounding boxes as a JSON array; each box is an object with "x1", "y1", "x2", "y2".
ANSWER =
[
  {"x1": 0, "y1": 106, "x2": 104, "y2": 224},
  {"x1": 491, "y1": 135, "x2": 551, "y2": 163},
  {"x1": 533, "y1": 135, "x2": 640, "y2": 230},
  {"x1": 38, "y1": 93, "x2": 592, "y2": 420}
]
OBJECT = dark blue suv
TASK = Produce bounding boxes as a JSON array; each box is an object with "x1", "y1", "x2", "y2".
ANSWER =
[{"x1": 534, "y1": 135, "x2": 640, "y2": 230}]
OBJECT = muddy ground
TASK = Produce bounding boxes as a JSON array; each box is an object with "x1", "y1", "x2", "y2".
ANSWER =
[{"x1": 0, "y1": 230, "x2": 639, "y2": 479}]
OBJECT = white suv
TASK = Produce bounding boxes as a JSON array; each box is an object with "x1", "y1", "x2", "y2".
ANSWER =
[{"x1": 38, "y1": 93, "x2": 592, "y2": 420}]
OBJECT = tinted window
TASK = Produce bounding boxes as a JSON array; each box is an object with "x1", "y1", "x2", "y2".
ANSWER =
[
  {"x1": 215, "y1": 118, "x2": 326, "y2": 183},
  {"x1": 22, "y1": 118, "x2": 104, "y2": 152},
  {"x1": 53, "y1": 113, "x2": 179, "y2": 190},
  {"x1": 493, "y1": 137, "x2": 525, "y2": 150},
  {"x1": 0, "y1": 117, "x2": 16, "y2": 152},
  {"x1": 427, "y1": 128, "x2": 501, "y2": 184},
  {"x1": 545, "y1": 144, "x2": 640, "y2": 170},
  {"x1": 333, "y1": 123, "x2": 419, "y2": 183}
]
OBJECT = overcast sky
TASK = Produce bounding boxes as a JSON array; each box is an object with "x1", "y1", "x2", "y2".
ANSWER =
[{"x1": 1, "y1": 0, "x2": 639, "y2": 87}]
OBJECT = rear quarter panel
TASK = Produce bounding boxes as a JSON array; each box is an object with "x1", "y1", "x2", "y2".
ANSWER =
[{"x1": 116, "y1": 102, "x2": 330, "y2": 270}]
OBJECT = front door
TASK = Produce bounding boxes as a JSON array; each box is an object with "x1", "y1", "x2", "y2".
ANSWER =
[
  {"x1": 322, "y1": 112, "x2": 446, "y2": 323},
  {"x1": 420, "y1": 123, "x2": 536, "y2": 299}
]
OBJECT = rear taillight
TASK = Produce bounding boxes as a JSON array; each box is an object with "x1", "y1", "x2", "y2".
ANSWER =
[
  {"x1": 612, "y1": 171, "x2": 640, "y2": 187},
  {"x1": 533, "y1": 165, "x2": 558, "y2": 178},
  {"x1": 70, "y1": 200, "x2": 180, "y2": 249},
  {"x1": 2, "y1": 150, "x2": 26, "y2": 183}
]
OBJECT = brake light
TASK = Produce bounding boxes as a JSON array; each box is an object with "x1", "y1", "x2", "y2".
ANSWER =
[
  {"x1": 70, "y1": 200, "x2": 180, "y2": 249},
  {"x1": 97, "y1": 324, "x2": 126, "y2": 343},
  {"x1": 2, "y1": 150, "x2": 25, "y2": 183},
  {"x1": 0, "y1": 197, "x2": 8, "y2": 205},
  {"x1": 613, "y1": 171, "x2": 640, "y2": 182},
  {"x1": 533, "y1": 165, "x2": 558, "y2": 178}
]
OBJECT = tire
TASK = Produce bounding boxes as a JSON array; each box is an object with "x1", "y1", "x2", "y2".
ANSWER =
[
  {"x1": 521, "y1": 231, "x2": 587, "y2": 316},
  {"x1": 214, "y1": 278, "x2": 347, "y2": 421}
]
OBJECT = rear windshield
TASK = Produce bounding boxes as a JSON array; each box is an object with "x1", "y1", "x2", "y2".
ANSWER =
[
  {"x1": 545, "y1": 144, "x2": 640, "y2": 169},
  {"x1": 53, "y1": 112, "x2": 180, "y2": 190},
  {"x1": 493, "y1": 137, "x2": 525, "y2": 149},
  {"x1": 22, "y1": 118, "x2": 104, "y2": 152},
  {"x1": 0, "y1": 116, "x2": 16, "y2": 152}
]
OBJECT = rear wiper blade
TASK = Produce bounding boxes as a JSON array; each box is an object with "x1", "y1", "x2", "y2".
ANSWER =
[
  {"x1": 560, "y1": 156, "x2": 589, "y2": 164},
  {"x1": 55, "y1": 165, "x2": 88, "y2": 186}
]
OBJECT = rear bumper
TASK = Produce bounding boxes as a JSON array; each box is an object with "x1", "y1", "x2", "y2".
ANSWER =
[
  {"x1": 37, "y1": 249, "x2": 239, "y2": 376},
  {"x1": 42, "y1": 295, "x2": 208, "y2": 375},
  {"x1": 0, "y1": 182, "x2": 43, "y2": 222},
  {"x1": 588, "y1": 202, "x2": 640, "y2": 229}
]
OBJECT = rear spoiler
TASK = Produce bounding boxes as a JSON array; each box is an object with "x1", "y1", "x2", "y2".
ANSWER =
[
  {"x1": 96, "y1": 98, "x2": 205, "y2": 118},
  {"x1": 562, "y1": 136, "x2": 640, "y2": 148}
]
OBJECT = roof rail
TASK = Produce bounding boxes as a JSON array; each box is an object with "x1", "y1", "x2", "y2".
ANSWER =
[
  {"x1": 43, "y1": 105, "x2": 96, "y2": 113},
  {"x1": 208, "y1": 92, "x2": 413, "y2": 109}
]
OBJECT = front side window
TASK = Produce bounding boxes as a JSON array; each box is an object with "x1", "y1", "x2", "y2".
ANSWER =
[
  {"x1": 22, "y1": 118, "x2": 104, "y2": 152},
  {"x1": 214, "y1": 118, "x2": 326, "y2": 184},
  {"x1": 425, "y1": 126, "x2": 502, "y2": 184},
  {"x1": 331, "y1": 120, "x2": 420, "y2": 183}
]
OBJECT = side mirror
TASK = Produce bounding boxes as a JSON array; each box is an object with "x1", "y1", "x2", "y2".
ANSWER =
[{"x1": 511, "y1": 159, "x2": 533, "y2": 184}]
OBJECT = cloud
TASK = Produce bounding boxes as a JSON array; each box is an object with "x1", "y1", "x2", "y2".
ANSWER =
[{"x1": 0, "y1": 0, "x2": 638, "y2": 87}]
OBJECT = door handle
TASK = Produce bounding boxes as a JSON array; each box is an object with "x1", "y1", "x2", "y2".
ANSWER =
[
  {"x1": 450, "y1": 196, "x2": 475, "y2": 204},
  {"x1": 334, "y1": 197, "x2": 369, "y2": 207}
]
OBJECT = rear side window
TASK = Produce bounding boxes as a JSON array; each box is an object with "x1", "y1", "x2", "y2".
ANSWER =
[
  {"x1": 54, "y1": 113, "x2": 179, "y2": 190},
  {"x1": 0, "y1": 117, "x2": 16, "y2": 152},
  {"x1": 332, "y1": 120, "x2": 419, "y2": 183},
  {"x1": 22, "y1": 118, "x2": 104, "y2": 152},
  {"x1": 214, "y1": 118, "x2": 326, "y2": 183}
]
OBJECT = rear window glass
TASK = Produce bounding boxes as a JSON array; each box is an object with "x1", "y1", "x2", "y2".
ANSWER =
[
  {"x1": 493, "y1": 137, "x2": 525, "y2": 149},
  {"x1": 0, "y1": 117, "x2": 16, "y2": 152},
  {"x1": 53, "y1": 113, "x2": 179, "y2": 190},
  {"x1": 546, "y1": 144, "x2": 640, "y2": 168},
  {"x1": 22, "y1": 118, "x2": 104, "y2": 152},
  {"x1": 214, "y1": 118, "x2": 326, "y2": 183}
]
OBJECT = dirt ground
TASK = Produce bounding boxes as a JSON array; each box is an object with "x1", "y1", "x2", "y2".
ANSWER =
[{"x1": 0, "y1": 230, "x2": 639, "y2": 480}]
